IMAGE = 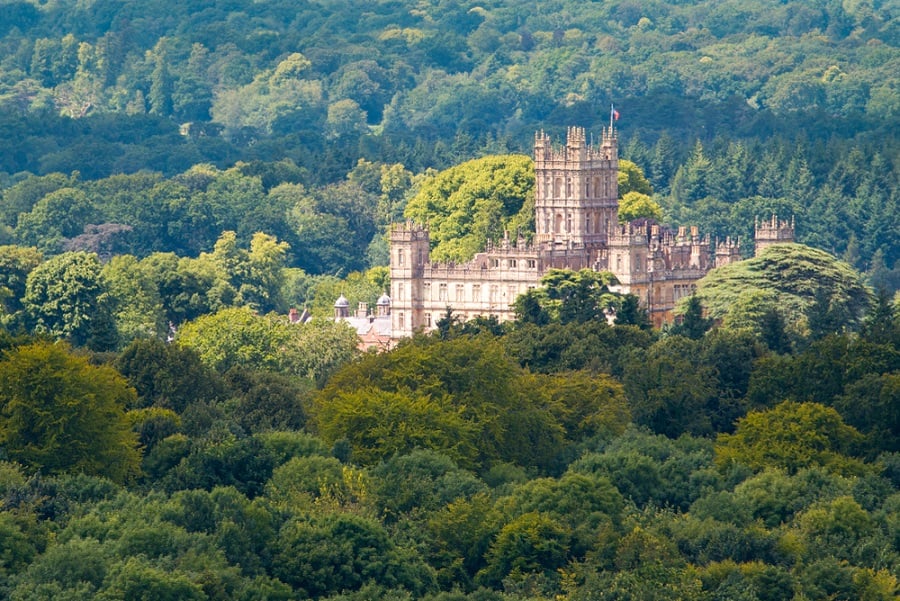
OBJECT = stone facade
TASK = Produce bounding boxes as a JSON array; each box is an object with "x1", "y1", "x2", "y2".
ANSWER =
[{"x1": 389, "y1": 126, "x2": 788, "y2": 337}]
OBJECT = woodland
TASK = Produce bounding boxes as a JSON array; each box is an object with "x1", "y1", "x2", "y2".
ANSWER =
[{"x1": 0, "y1": 0, "x2": 899, "y2": 599}]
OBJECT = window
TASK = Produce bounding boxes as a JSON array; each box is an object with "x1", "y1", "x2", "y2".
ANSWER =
[
  {"x1": 472, "y1": 284, "x2": 481, "y2": 301},
  {"x1": 425, "y1": 313, "x2": 431, "y2": 327},
  {"x1": 396, "y1": 283, "x2": 405, "y2": 301},
  {"x1": 566, "y1": 214, "x2": 572, "y2": 233},
  {"x1": 509, "y1": 259, "x2": 517, "y2": 268},
  {"x1": 491, "y1": 259, "x2": 499, "y2": 268},
  {"x1": 398, "y1": 312, "x2": 405, "y2": 330},
  {"x1": 489, "y1": 285, "x2": 500, "y2": 303},
  {"x1": 455, "y1": 284, "x2": 465, "y2": 302},
  {"x1": 423, "y1": 282, "x2": 431, "y2": 299},
  {"x1": 438, "y1": 283, "x2": 448, "y2": 301},
  {"x1": 527, "y1": 259, "x2": 537, "y2": 269},
  {"x1": 508, "y1": 285, "x2": 517, "y2": 301},
  {"x1": 397, "y1": 249, "x2": 404, "y2": 265}
]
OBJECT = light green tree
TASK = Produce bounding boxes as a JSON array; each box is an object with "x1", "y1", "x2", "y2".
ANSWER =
[
  {"x1": 0, "y1": 342, "x2": 141, "y2": 482},
  {"x1": 715, "y1": 401, "x2": 867, "y2": 476}
]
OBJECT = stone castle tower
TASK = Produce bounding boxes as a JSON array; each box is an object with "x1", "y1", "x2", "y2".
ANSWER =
[{"x1": 533, "y1": 126, "x2": 618, "y2": 248}]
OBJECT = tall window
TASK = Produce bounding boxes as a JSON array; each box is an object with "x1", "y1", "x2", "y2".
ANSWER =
[
  {"x1": 472, "y1": 284, "x2": 481, "y2": 301},
  {"x1": 455, "y1": 284, "x2": 465, "y2": 302},
  {"x1": 439, "y1": 283, "x2": 448, "y2": 301}
]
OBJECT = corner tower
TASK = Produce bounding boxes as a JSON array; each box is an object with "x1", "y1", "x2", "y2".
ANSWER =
[
  {"x1": 389, "y1": 221, "x2": 429, "y2": 337},
  {"x1": 533, "y1": 126, "x2": 618, "y2": 248}
]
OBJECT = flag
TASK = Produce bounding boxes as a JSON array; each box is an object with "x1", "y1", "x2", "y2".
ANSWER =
[{"x1": 613, "y1": 107, "x2": 620, "y2": 121}]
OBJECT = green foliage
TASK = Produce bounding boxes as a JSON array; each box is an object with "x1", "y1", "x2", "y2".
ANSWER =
[
  {"x1": 617, "y1": 160, "x2": 653, "y2": 197},
  {"x1": 623, "y1": 336, "x2": 718, "y2": 437},
  {"x1": 618, "y1": 191, "x2": 663, "y2": 223},
  {"x1": 715, "y1": 401, "x2": 867, "y2": 476},
  {"x1": 695, "y1": 244, "x2": 873, "y2": 338},
  {"x1": 0, "y1": 245, "x2": 42, "y2": 327},
  {"x1": 505, "y1": 321, "x2": 655, "y2": 376},
  {"x1": 176, "y1": 306, "x2": 358, "y2": 381},
  {"x1": 315, "y1": 335, "x2": 567, "y2": 472},
  {"x1": 23, "y1": 251, "x2": 117, "y2": 349},
  {"x1": 403, "y1": 155, "x2": 535, "y2": 262},
  {"x1": 115, "y1": 338, "x2": 225, "y2": 412},
  {"x1": 272, "y1": 512, "x2": 436, "y2": 598},
  {"x1": 370, "y1": 451, "x2": 487, "y2": 521},
  {"x1": 0, "y1": 342, "x2": 140, "y2": 483},
  {"x1": 314, "y1": 386, "x2": 478, "y2": 467}
]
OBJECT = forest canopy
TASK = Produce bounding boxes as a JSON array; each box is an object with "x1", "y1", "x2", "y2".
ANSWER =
[{"x1": 0, "y1": 3, "x2": 898, "y2": 598}]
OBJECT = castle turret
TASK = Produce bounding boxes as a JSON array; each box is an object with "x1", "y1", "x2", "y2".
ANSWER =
[
  {"x1": 334, "y1": 294, "x2": 350, "y2": 319},
  {"x1": 754, "y1": 215, "x2": 795, "y2": 256}
]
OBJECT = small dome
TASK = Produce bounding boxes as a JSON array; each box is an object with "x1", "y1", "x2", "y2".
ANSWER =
[
  {"x1": 376, "y1": 293, "x2": 391, "y2": 306},
  {"x1": 334, "y1": 294, "x2": 350, "y2": 308}
]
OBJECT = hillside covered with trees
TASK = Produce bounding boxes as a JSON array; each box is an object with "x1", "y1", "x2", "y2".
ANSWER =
[
  {"x1": 0, "y1": 0, "x2": 898, "y2": 288},
  {"x1": 1, "y1": 0, "x2": 899, "y2": 599}
]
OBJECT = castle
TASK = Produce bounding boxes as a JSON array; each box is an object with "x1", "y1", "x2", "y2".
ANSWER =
[{"x1": 388, "y1": 125, "x2": 793, "y2": 337}]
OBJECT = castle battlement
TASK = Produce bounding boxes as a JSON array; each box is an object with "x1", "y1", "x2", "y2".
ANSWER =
[{"x1": 754, "y1": 214, "x2": 795, "y2": 256}]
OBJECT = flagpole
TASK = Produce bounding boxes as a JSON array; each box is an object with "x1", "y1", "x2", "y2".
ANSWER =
[{"x1": 610, "y1": 104, "x2": 614, "y2": 131}]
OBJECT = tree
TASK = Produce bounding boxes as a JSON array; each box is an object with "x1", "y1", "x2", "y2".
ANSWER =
[
  {"x1": 15, "y1": 188, "x2": 98, "y2": 253},
  {"x1": 23, "y1": 251, "x2": 117, "y2": 349},
  {"x1": 715, "y1": 401, "x2": 867, "y2": 476},
  {"x1": 272, "y1": 512, "x2": 435, "y2": 598},
  {"x1": 315, "y1": 335, "x2": 567, "y2": 471},
  {"x1": 177, "y1": 307, "x2": 358, "y2": 381},
  {"x1": 476, "y1": 512, "x2": 570, "y2": 588},
  {"x1": 403, "y1": 154, "x2": 535, "y2": 262},
  {"x1": 623, "y1": 336, "x2": 717, "y2": 437},
  {"x1": 618, "y1": 191, "x2": 663, "y2": 223},
  {"x1": 615, "y1": 293, "x2": 651, "y2": 329},
  {"x1": 0, "y1": 245, "x2": 42, "y2": 326},
  {"x1": 101, "y1": 254, "x2": 167, "y2": 343},
  {"x1": 694, "y1": 244, "x2": 872, "y2": 338},
  {"x1": 114, "y1": 338, "x2": 225, "y2": 413},
  {"x1": 537, "y1": 269, "x2": 620, "y2": 324},
  {"x1": 671, "y1": 294, "x2": 712, "y2": 339},
  {"x1": 0, "y1": 342, "x2": 141, "y2": 483},
  {"x1": 617, "y1": 159, "x2": 653, "y2": 197}
]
